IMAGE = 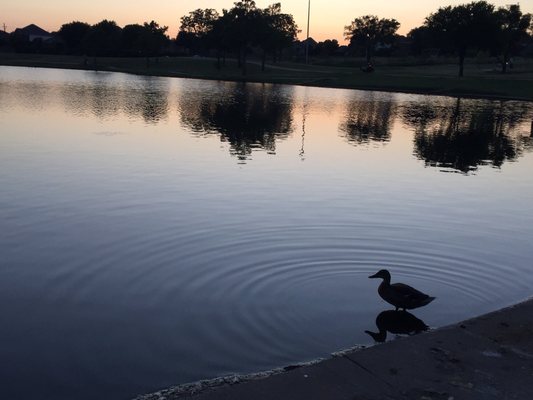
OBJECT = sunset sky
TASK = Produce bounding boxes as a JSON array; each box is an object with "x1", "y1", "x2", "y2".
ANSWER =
[{"x1": 3, "y1": 0, "x2": 531, "y2": 42}]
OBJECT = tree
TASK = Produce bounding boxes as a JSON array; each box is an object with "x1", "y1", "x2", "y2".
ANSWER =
[
  {"x1": 142, "y1": 21, "x2": 169, "y2": 57},
  {"x1": 83, "y1": 20, "x2": 122, "y2": 57},
  {"x1": 495, "y1": 4, "x2": 532, "y2": 73},
  {"x1": 250, "y1": 3, "x2": 299, "y2": 70},
  {"x1": 261, "y1": 3, "x2": 299, "y2": 63},
  {"x1": 177, "y1": 2, "x2": 298, "y2": 73},
  {"x1": 122, "y1": 24, "x2": 146, "y2": 55},
  {"x1": 58, "y1": 21, "x2": 90, "y2": 54},
  {"x1": 315, "y1": 39, "x2": 340, "y2": 57},
  {"x1": 424, "y1": 1, "x2": 498, "y2": 77},
  {"x1": 407, "y1": 26, "x2": 433, "y2": 56},
  {"x1": 122, "y1": 21, "x2": 168, "y2": 65},
  {"x1": 209, "y1": 11, "x2": 233, "y2": 68},
  {"x1": 225, "y1": 0, "x2": 263, "y2": 75},
  {"x1": 179, "y1": 8, "x2": 219, "y2": 36},
  {"x1": 177, "y1": 8, "x2": 219, "y2": 54},
  {"x1": 344, "y1": 15, "x2": 400, "y2": 64}
]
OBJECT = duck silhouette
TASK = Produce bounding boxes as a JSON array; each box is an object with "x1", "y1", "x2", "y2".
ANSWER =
[
  {"x1": 365, "y1": 310, "x2": 429, "y2": 342},
  {"x1": 369, "y1": 269, "x2": 435, "y2": 310}
]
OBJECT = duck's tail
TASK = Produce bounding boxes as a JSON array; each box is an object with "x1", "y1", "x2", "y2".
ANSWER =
[
  {"x1": 364, "y1": 330, "x2": 386, "y2": 343},
  {"x1": 422, "y1": 296, "x2": 436, "y2": 306}
]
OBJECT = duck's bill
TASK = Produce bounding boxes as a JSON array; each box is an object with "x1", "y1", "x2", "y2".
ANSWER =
[{"x1": 368, "y1": 273, "x2": 379, "y2": 278}]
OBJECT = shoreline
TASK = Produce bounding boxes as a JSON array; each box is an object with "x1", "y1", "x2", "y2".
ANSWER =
[
  {"x1": 134, "y1": 298, "x2": 533, "y2": 400},
  {"x1": 1, "y1": 54, "x2": 533, "y2": 102}
]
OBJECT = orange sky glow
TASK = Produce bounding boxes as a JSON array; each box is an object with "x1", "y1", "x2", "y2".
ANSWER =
[{"x1": 3, "y1": 0, "x2": 531, "y2": 42}]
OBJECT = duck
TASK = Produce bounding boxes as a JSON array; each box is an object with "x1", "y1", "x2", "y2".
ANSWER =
[
  {"x1": 365, "y1": 310, "x2": 429, "y2": 342},
  {"x1": 369, "y1": 269, "x2": 435, "y2": 311}
]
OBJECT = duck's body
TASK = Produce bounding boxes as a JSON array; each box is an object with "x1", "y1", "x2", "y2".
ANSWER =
[{"x1": 369, "y1": 269, "x2": 435, "y2": 311}]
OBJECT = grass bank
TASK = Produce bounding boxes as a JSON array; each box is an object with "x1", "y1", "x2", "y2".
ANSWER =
[{"x1": 1, "y1": 53, "x2": 533, "y2": 101}]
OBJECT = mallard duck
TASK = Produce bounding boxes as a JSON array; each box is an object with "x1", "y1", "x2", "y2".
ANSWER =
[
  {"x1": 365, "y1": 310, "x2": 429, "y2": 342},
  {"x1": 369, "y1": 269, "x2": 435, "y2": 310}
]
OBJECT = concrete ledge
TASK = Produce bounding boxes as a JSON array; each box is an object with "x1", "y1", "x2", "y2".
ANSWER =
[{"x1": 135, "y1": 298, "x2": 533, "y2": 400}]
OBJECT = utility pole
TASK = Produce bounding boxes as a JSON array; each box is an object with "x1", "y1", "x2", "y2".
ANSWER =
[
  {"x1": 2, "y1": 23, "x2": 6, "y2": 32},
  {"x1": 305, "y1": 0, "x2": 311, "y2": 64}
]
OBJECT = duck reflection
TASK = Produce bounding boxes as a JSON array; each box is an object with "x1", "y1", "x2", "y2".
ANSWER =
[
  {"x1": 365, "y1": 310, "x2": 429, "y2": 343},
  {"x1": 179, "y1": 83, "x2": 293, "y2": 161},
  {"x1": 402, "y1": 98, "x2": 533, "y2": 173},
  {"x1": 339, "y1": 94, "x2": 395, "y2": 144}
]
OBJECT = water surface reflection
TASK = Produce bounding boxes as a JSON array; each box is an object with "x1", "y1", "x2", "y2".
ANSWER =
[
  {"x1": 365, "y1": 310, "x2": 429, "y2": 343},
  {"x1": 339, "y1": 93, "x2": 395, "y2": 145},
  {"x1": 402, "y1": 98, "x2": 533, "y2": 173},
  {"x1": 2, "y1": 74, "x2": 170, "y2": 124},
  {"x1": 1, "y1": 66, "x2": 533, "y2": 400},
  {"x1": 179, "y1": 83, "x2": 294, "y2": 160}
]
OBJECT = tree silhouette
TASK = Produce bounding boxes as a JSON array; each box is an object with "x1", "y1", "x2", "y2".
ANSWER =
[
  {"x1": 259, "y1": 3, "x2": 299, "y2": 66},
  {"x1": 176, "y1": 2, "x2": 297, "y2": 73},
  {"x1": 122, "y1": 24, "x2": 146, "y2": 55},
  {"x1": 344, "y1": 15, "x2": 400, "y2": 64},
  {"x1": 83, "y1": 20, "x2": 122, "y2": 58},
  {"x1": 424, "y1": 1, "x2": 498, "y2": 77},
  {"x1": 176, "y1": 8, "x2": 219, "y2": 55},
  {"x1": 179, "y1": 8, "x2": 220, "y2": 36},
  {"x1": 122, "y1": 22, "x2": 168, "y2": 65},
  {"x1": 225, "y1": 0, "x2": 263, "y2": 75},
  {"x1": 58, "y1": 21, "x2": 90, "y2": 55},
  {"x1": 209, "y1": 11, "x2": 233, "y2": 69},
  {"x1": 142, "y1": 21, "x2": 169, "y2": 61},
  {"x1": 315, "y1": 39, "x2": 340, "y2": 57},
  {"x1": 407, "y1": 26, "x2": 433, "y2": 56},
  {"x1": 495, "y1": 4, "x2": 533, "y2": 73}
]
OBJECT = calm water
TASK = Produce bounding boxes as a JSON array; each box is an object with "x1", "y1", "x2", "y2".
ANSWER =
[{"x1": 1, "y1": 66, "x2": 532, "y2": 400}]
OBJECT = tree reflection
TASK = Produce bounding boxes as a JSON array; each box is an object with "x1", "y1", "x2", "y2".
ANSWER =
[
  {"x1": 87, "y1": 84, "x2": 122, "y2": 119},
  {"x1": 59, "y1": 78, "x2": 169, "y2": 123},
  {"x1": 123, "y1": 82, "x2": 169, "y2": 124},
  {"x1": 402, "y1": 98, "x2": 533, "y2": 173},
  {"x1": 339, "y1": 94, "x2": 395, "y2": 145},
  {"x1": 179, "y1": 83, "x2": 294, "y2": 161}
]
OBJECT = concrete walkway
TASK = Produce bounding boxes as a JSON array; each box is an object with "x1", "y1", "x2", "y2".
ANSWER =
[{"x1": 136, "y1": 299, "x2": 533, "y2": 400}]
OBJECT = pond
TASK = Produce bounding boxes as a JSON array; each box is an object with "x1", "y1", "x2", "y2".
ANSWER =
[{"x1": 1, "y1": 66, "x2": 532, "y2": 400}]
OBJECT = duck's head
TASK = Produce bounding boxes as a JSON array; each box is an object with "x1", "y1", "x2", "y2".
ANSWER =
[{"x1": 368, "y1": 269, "x2": 391, "y2": 281}]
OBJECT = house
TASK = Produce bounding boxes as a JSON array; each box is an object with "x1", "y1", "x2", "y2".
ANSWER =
[{"x1": 13, "y1": 24, "x2": 53, "y2": 42}]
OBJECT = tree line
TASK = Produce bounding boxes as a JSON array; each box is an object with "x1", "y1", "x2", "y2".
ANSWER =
[
  {"x1": 343, "y1": 2, "x2": 532, "y2": 76},
  {"x1": 59, "y1": 20, "x2": 169, "y2": 60},
  {"x1": 2, "y1": 0, "x2": 532, "y2": 77},
  {"x1": 407, "y1": 2, "x2": 533, "y2": 75},
  {"x1": 176, "y1": 1, "x2": 298, "y2": 73},
  {"x1": 177, "y1": 0, "x2": 532, "y2": 76}
]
